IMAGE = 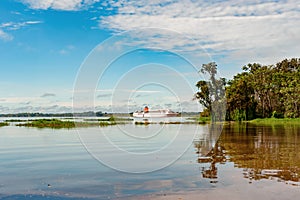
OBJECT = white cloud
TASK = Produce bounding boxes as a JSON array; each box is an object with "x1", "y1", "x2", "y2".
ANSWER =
[
  {"x1": 0, "y1": 29, "x2": 13, "y2": 41},
  {"x1": 99, "y1": 0, "x2": 300, "y2": 65},
  {"x1": 0, "y1": 21, "x2": 42, "y2": 31},
  {"x1": 0, "y1": 21, "x2": 42, "y2": 41},
  {"x1": 21, "y1": 0, "x2": 100, "y2": 10},
  {"x1": 17, "y1": 0, "x2": 299, "y2": 65}
]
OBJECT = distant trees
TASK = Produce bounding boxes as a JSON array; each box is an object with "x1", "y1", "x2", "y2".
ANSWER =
[
  {"x1": 196, "y1": 58, "x2": 300, "y2": 121},
  {"x1": 0, "y1": 111, "x2": 105, "y2": 117}
]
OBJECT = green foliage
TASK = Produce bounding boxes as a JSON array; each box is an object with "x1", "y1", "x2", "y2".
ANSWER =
[
  {"x1": 232, "y1": 109, "x2": 246, "y2": 121},
  {"x1": 200, "y1": 109, "x2": 210, "y2": 117},
  {"x1": 0, "y1": 122, "x2": 9, "y2": 127},
  {"x1": 249, "y1": 118, "x2": 300, "y2": 125},
  {"x1": 198, "y1": 117, "x2": 211, "y2": 123},
  {"x1": 99, "y1": 121, "x2": 117, "y2": 126},
  {"x1": 16, "y1": 119, "x2": 76, "y2": 128},
  {"x1": 16, "y1": 118, "x2": 117, "y2": 129},
  {"x1": 226, "y1": 58, "x2": 300, "y2": 120},
  {"x1": 5, "y1": 119, "x2": 28, "y2": 122},
  {"x1": 194, "y1": 62, "x2": 226, "y2": 122},
  {"x1": 96, "y1": 116, "x2": 133, "y2": 122},
  {"x1": 271, "y1": 111, "x2": 284, "y2": 119}
]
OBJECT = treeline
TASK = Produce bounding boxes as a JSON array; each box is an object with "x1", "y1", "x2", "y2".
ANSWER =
[
  {"x1": 226, "y1": 58, "x2": 300, "y2": 120},
  {"x1": 0, "y1": 111, "x2": 105, "y2": 118},
  {"x1": 195, "y1": 58, "x2": 300, "y2": 121}
]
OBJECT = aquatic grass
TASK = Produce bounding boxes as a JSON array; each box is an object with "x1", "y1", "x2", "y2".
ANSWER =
[
  {"x1": 102, "y1": 116, "x2": 133, "y2": 122},
  {"x1": 135, "y1": 121, "x2": 151, "y2": 125},
  {"x1": 249, "y1": 118, "x2": 300, "y2": 124},
  {"x1": 16, "y1": 119, "x2": 119, "y2": 129},
  {"x1": 187, "y1": 116, "x2": 211, "y2": 124},
  {"x1": 99, "y1": 121, "x2": 118, "y2": 126},
  {"x1": 0, "y1": 122, "x2": 9, "y2": 127},
  {"x1": 5, "y1": 119, "x2": 28, "y2": 122},
  {"x1": 16, "y1": 119, "x2": 76, "y2": 129},
  {"x1": 85, "y1": 116, "x2": 133, "y2": 122},
  {"x1": 198, "y1": 117, "x2": 211, "y2": 123}
]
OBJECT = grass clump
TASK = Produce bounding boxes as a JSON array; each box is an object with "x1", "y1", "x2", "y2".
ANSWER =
[
  {"x1": 16, "y1": 119, "x2": 118, "y2": 129},
  {"x1": 99, "y1": 116, "x2": 133, "y2": 122},
  {"x1": 99, "y1": 121, "x2": 117, "y2": 126},
  {"x1": 16, "y1": 119, "x2": 76, "y2": 129},
  {"x1": 135, "y1": 121, "x2": 150, "y2": 125},
  {"x1": 198, "y1": 117, "x2": 211, "y2": 123},
  {"x1": 5, "y1": 119, "x2": 28, "y2": 122},
  {"x1": 0, "y1": 122, "x2": 9, "y2": 127},
  {"x1": 249, "y1": 118, "x2": 300, "y2": 125},
  {"x1": 185, "y1": 116, "x2": 211, "y2": 124}
]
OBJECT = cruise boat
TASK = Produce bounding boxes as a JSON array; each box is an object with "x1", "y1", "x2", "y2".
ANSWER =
[{"x1": 133, "y1": 106, "x2": 179, "y2": 118}]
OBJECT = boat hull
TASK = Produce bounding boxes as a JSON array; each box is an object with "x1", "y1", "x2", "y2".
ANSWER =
[{"x1": 133, "y1": 110, "x2": 178, "y2": 118}]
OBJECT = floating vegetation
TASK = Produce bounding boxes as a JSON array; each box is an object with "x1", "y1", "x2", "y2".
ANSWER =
[
  {"x1": 101, "y1": 116, "x2": 133, "y2": 122},
  {"x1": 16, "y1": 119, "x2": 118, "y2": 129},
  {"x1": 184, "y1": 117, "x2": 211, "y2": 124},
  {"x1": 134, "y1": 121, "x2": 150, "y2": 125},
  {"x1": 84, "y1": 116, "x2": 133, "y2": 122},
  {"x1": 0, "y1": 122, "x2": 9, "y2": 127},
  {"x1": 16, "y1": 119, "x2": 76, "y2": 129},
  {"x1": 99, "y1": 121, "x2": 118, "y2": 126},
  {"x1": 5, "y1": 119, "x2": 28, "y2": 122},
  {"x1": 249, "y1": 118, "x2": 300, "y2": 125}
]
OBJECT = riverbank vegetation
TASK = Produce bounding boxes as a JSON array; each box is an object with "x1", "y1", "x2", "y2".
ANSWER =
[
  {"x1": 249, "y1": 118, "x2": 300, "y2": 125},
  {"x1": 195, "y1": 58, "x2": 300, "y2": 122},
  {"x1": 0, "y1": 122, "x2": 9, "y2": 127},
  {"x1": 16, "y1": 119, "x2": 118, "y2": 129}
]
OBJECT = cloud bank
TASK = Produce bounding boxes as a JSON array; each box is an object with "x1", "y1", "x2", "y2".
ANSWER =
[
  {"x1": 98, "y1": 0, "x2": 300, "y2": 64},
  {"x1": 18, "y1": 0, "x2": 300, "y2": 64}
]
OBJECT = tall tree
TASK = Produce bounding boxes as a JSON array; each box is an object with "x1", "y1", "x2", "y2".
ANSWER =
[{"x1": 195, "y1": 62, "x2": 226, "y2": 122}]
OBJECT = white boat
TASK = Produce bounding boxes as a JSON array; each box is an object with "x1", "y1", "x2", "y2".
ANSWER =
[{"x1": 133, "y1": 109, "x2": 179, "y2": 118}]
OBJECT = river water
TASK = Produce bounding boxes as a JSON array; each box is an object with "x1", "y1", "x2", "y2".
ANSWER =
[{"x1": 0, "y1": 121, "x2": 299, "y2": 199}]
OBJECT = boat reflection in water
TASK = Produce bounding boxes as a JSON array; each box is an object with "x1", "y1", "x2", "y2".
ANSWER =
[{"x1": 194, "y1": 123, "x2": 300, "y2": 186}]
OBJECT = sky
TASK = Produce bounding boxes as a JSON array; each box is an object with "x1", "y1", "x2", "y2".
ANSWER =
[{"x1": 0, "y1": 0, "x2": 299, "y2": 114}]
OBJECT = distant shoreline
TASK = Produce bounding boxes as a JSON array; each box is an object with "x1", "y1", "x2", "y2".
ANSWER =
[{"x1": 0, "y1": 111, "x2": 200, "y2": 118}]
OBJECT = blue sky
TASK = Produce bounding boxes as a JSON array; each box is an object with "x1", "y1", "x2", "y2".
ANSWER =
[{"x1": 0, "y1": 0, "x2": 299, "y2": 113}]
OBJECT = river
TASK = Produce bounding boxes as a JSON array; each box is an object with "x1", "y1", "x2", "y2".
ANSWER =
[{"x1": 0, "y1": 121, "x2": 299, "y2": 199}]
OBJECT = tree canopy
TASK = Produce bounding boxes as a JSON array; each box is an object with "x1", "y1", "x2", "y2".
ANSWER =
[
  {"x1": 194, "y1": 62, "x2": 226, "y2": 122},
  {"x1": 195, "y1": 58, "x2": 300, "y2": 121}
]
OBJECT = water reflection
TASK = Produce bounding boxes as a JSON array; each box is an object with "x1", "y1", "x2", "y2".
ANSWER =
[
  {"x1": 194, "y1": 123, "x2": 300, "y2": 186},
  {"x1": 194, "y1": 124, "x2": 225, "y2": 183}
]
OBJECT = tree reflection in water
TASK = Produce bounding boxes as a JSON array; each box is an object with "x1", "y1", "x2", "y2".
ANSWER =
[
  {"x1": 194, "y1": 124, "x2": 225, "y2": 183},
  {"x1": 194, "y1": 123, "x2": 300, "y2": 186}
]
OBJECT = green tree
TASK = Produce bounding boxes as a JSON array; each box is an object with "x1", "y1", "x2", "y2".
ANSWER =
[
  {"x1": 225, "y1": 58, "x2": 300, "y2": 120},
  {"x1": 226, "y1": 71, "x2": 256, "y2": 121},
  {"x1": 195, "y1": 62, "x2": 226, "y2": 122}
]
